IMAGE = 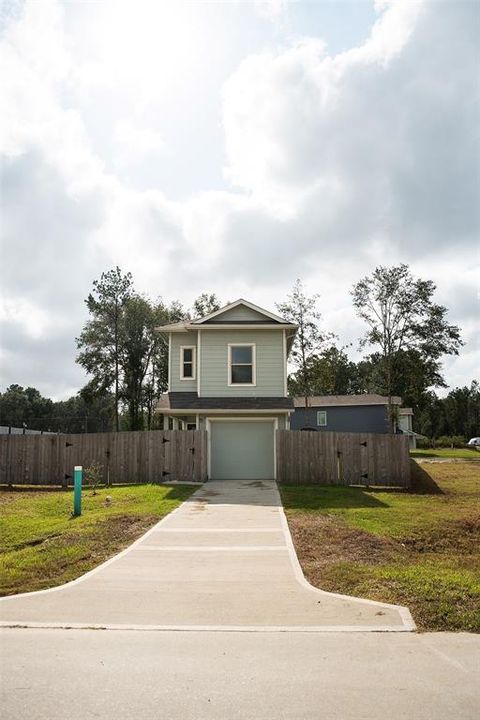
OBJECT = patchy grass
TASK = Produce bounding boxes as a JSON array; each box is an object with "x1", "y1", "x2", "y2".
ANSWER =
[
  {"x1": 0, "y1": 484, "x2": 195, "y2": 596},
  {"x1": 280, "y1": 462, "x2": 480, "y2": 632},
  {"x1": 410, "y1": 447, "x2": 480, "y2": 459}
]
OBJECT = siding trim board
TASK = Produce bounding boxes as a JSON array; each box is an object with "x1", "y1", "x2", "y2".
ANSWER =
[
  {"x1": 197, "y1": 330, "x2": 202, "y2": 396},
  {"x1": 167, "y1": 333, "x2": 172, "y2": 391}
]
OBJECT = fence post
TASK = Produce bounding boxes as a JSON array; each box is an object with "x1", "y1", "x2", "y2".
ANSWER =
[{"x1": 73, "y1": 465, "x2": 82, "y2": 516}]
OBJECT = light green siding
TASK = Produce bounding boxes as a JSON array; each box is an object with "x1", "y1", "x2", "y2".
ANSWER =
[
  {"x1": 200, "y1": 329, "x2": 284, "y2": 397},
  {"x1": 211, "y1": 305, "x2": 274, "y2": 322},
  {"x1": 170, "y1": 332, "x2": 197, "y2": 392},
  {"x1": 210, "y1": 420, "x2": 275, "y2": 479}
]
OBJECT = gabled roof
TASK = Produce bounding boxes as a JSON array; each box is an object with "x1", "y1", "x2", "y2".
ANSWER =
[
  {"x1": 191, "y1": 298, "x2": 292, "y2": 325},
  {"x1": 294, "y1": 394, "x2": 402, "y2": 408},
  {"x1": 156, "y1": 298, "x2": 297, "y2": 334}
]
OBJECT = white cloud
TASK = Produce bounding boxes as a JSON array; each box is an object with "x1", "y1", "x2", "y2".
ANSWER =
[
  {"x1": 252, "y1": 0, "x2": 288, "y2": 23},
  {"x1": 0, "y1": 298, "x2": 50, "y2": 339},
  {"x1": 0, "y1": 0, "x2": 478, "y2": 398},
  {"x1": 113, "y1": 119, "x2": 165, "y2": 165}
]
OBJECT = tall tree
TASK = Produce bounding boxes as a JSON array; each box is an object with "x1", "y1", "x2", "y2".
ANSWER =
[
  {"x1": 76, "y1": 267, "x2": 133, "y2": 431},
  {"x1": 0, "y1": 385, "x2": 53, "y2": 430},
  {"x1": 351, "y1": 264, "x2": 463, "y2": 430},
  {"x1": 192, "y1": 293, "x2": 221, "y2": 318},
  {"x1": 121, "y1": 295, "x2": 154, "y2": 430},
  {"x1": 287, "y1": 346, "x2": 361, "y2": 397},
  {"x1": 276, "y1": 279, "x2": 334, "y2": 405},
  {"x1": 142, "y1": 300, "x2": 189, "y2": 429},
  {"x1": 442, "y1": 381, "x2": 480, "y2": 439}
]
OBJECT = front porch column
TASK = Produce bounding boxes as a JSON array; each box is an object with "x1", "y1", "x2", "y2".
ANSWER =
[
  {"x1": 196, "y1": 414, "x2": 200, "y2": 430},
  {"x1": 163, "y1": 414, "x2": 169, "y2": 430},
  {"x1": 172, "y1": 417, "x2": 179, "y2": 430}
]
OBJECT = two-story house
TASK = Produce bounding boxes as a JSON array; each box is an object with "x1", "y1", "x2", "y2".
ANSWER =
[{"x1": 156, "y1": 299, "x2": 297, "y2": 480}]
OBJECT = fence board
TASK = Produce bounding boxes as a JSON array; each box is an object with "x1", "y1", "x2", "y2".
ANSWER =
[
  {"x1": 0, "y1": 431, "x2": 208, "y2": 486},
  {"x1": 276, "y1": 431, "x2": 410, "y2": 487}
]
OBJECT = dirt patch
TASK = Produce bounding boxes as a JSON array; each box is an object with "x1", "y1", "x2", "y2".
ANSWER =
[
  {"x1": 401, "y1": 514, "x2": 480, "y2": 554},
  {"x1": 288, "y1": 513, "x2": 401, "y2": 567}
]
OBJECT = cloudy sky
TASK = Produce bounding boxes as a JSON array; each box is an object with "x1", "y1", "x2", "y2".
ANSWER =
[{"x1": 1, "y1": 0, "x2": 478, "y2": 400}]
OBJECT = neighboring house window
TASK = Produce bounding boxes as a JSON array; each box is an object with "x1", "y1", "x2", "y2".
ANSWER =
[
  {"x1": 228, "y1": 344, "x2": 256, "y2": 385},
  {"x1": 317, "y1": 411, "x2": 327, "y2": 427},
  {"x1": 180, "y1": 346, "x2": 196, "y2": 380}
]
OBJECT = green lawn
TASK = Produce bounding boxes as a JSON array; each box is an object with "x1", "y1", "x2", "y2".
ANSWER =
[
  {"x1": 410, "y1": 447, "x2": 480, "y2": 459},
  {"x1": 0, "y1": 484, "x2": 195, "y2": 596},
  {"x1": 280, "y1": 462, "x2": 480, "y2": 632}
]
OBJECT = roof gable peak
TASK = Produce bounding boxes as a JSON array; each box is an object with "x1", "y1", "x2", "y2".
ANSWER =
[{"x1": 192, "y1": 298, "x2": 289, "y2": 325}]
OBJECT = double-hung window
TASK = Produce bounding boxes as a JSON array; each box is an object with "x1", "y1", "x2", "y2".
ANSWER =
[
  {"x1": 180, "y1": 346, "x2": 196, "y2": 380},
  {"x1": 317, "y1": 410, "x2": 327, "y2": 427},
  {"x1": 228, "y1": 344, "x2": 256, "y2": 386}
]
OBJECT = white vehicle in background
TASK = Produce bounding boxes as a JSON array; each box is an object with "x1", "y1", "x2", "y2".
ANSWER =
[{"x1": 467, "y1": 437, "x2": 480, "y2": 449}]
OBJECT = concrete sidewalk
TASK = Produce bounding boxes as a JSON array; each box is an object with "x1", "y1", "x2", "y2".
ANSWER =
[
  {"x1": 2, "y1": 630, "x2": 479, "y2": 720},
  {"x1": 0, "y1": 480, "x2": 414, "y2": 631}
]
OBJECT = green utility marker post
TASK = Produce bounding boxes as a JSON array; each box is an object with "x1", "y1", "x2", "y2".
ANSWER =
[{"x1": 73, "y1": 465, "x2": 83, "y2": 517}]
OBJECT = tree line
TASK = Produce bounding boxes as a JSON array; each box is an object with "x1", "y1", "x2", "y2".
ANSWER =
[{"x1": 0, "y1": 265, "x2": 477, "y2": 439}]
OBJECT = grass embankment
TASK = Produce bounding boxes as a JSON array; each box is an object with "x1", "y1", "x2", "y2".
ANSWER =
[
  {"x1": 0, "y1": 484, "x2": 195, "y2": 596},
  {"x1": 410, "y1": 448, "x2": 480, "y2": 459},
  {"x1": 280, "y1": 462, "x2": 480, "y2": 632}
]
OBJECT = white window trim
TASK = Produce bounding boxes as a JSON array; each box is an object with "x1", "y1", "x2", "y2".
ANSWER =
[
  {"x1": 317, "y1": 410, "x2": 327, "y2": 427},
  {"x1": 180, "y1": 345, "x2": 196, "y2": 381},
  {"x1": 227, "y1": 343, "x2": 256, "y2": 387}
]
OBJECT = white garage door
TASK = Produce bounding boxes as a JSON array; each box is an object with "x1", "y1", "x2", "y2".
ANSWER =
[{"x1": 210, "y1": 421, "x2": 275, "y2": 480}]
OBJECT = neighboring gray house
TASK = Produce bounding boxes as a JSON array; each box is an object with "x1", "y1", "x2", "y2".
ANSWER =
[
  {"x1": 291, "y1": 394, "x2": 403, "y2": 434},
  {"x1": 156, "y1": 299, "x2": 297, "y2": 480}
]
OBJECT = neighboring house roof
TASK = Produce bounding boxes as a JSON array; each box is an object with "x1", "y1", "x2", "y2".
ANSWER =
[
  {"x1": 158, "y1": 392, "x2": 294, "y2": 411},
  {"x1": 399, "y1": 407, "x2": 413, "y2": 415},
  {"x1": 293, "y1": 394, "x2": 402, "y2": 408}
]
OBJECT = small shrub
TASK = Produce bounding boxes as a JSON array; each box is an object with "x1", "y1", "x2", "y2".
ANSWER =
[{"x1": 84, "y1": 462, "x2": 104, "y2": 495}]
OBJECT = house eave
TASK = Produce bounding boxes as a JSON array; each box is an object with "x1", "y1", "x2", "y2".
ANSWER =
[{"x1": 157, "y1": 323, "x2": 297, "y2": 332}]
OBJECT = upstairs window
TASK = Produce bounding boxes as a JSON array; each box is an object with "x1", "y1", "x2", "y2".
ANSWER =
[
  {"x1": 180, "y1": 346, "x2": 196, "y2": 380},
  {"x1": 229, "y1": 344, "x2": 256, "y2": 385},
  {"x1": 317, "y1": 411, "x2": 327, "y2": 427}
]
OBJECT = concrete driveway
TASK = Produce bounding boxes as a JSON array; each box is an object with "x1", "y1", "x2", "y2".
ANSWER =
[{"x1": 0, "y1": 480, "x2": 414, "y2": 630}]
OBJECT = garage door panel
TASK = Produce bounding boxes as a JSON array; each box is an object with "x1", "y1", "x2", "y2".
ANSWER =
[{"x1": 210, "y1": 421, "x2": 274, "y2": 480}]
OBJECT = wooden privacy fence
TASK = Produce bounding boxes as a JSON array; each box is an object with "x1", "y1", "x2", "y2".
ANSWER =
[
  {"x1": 0, "y1": 430, "x2": 208, "y2": 486},
  {"x1": 276, "y1": 430, "x2": 410, "y2": 487}
]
